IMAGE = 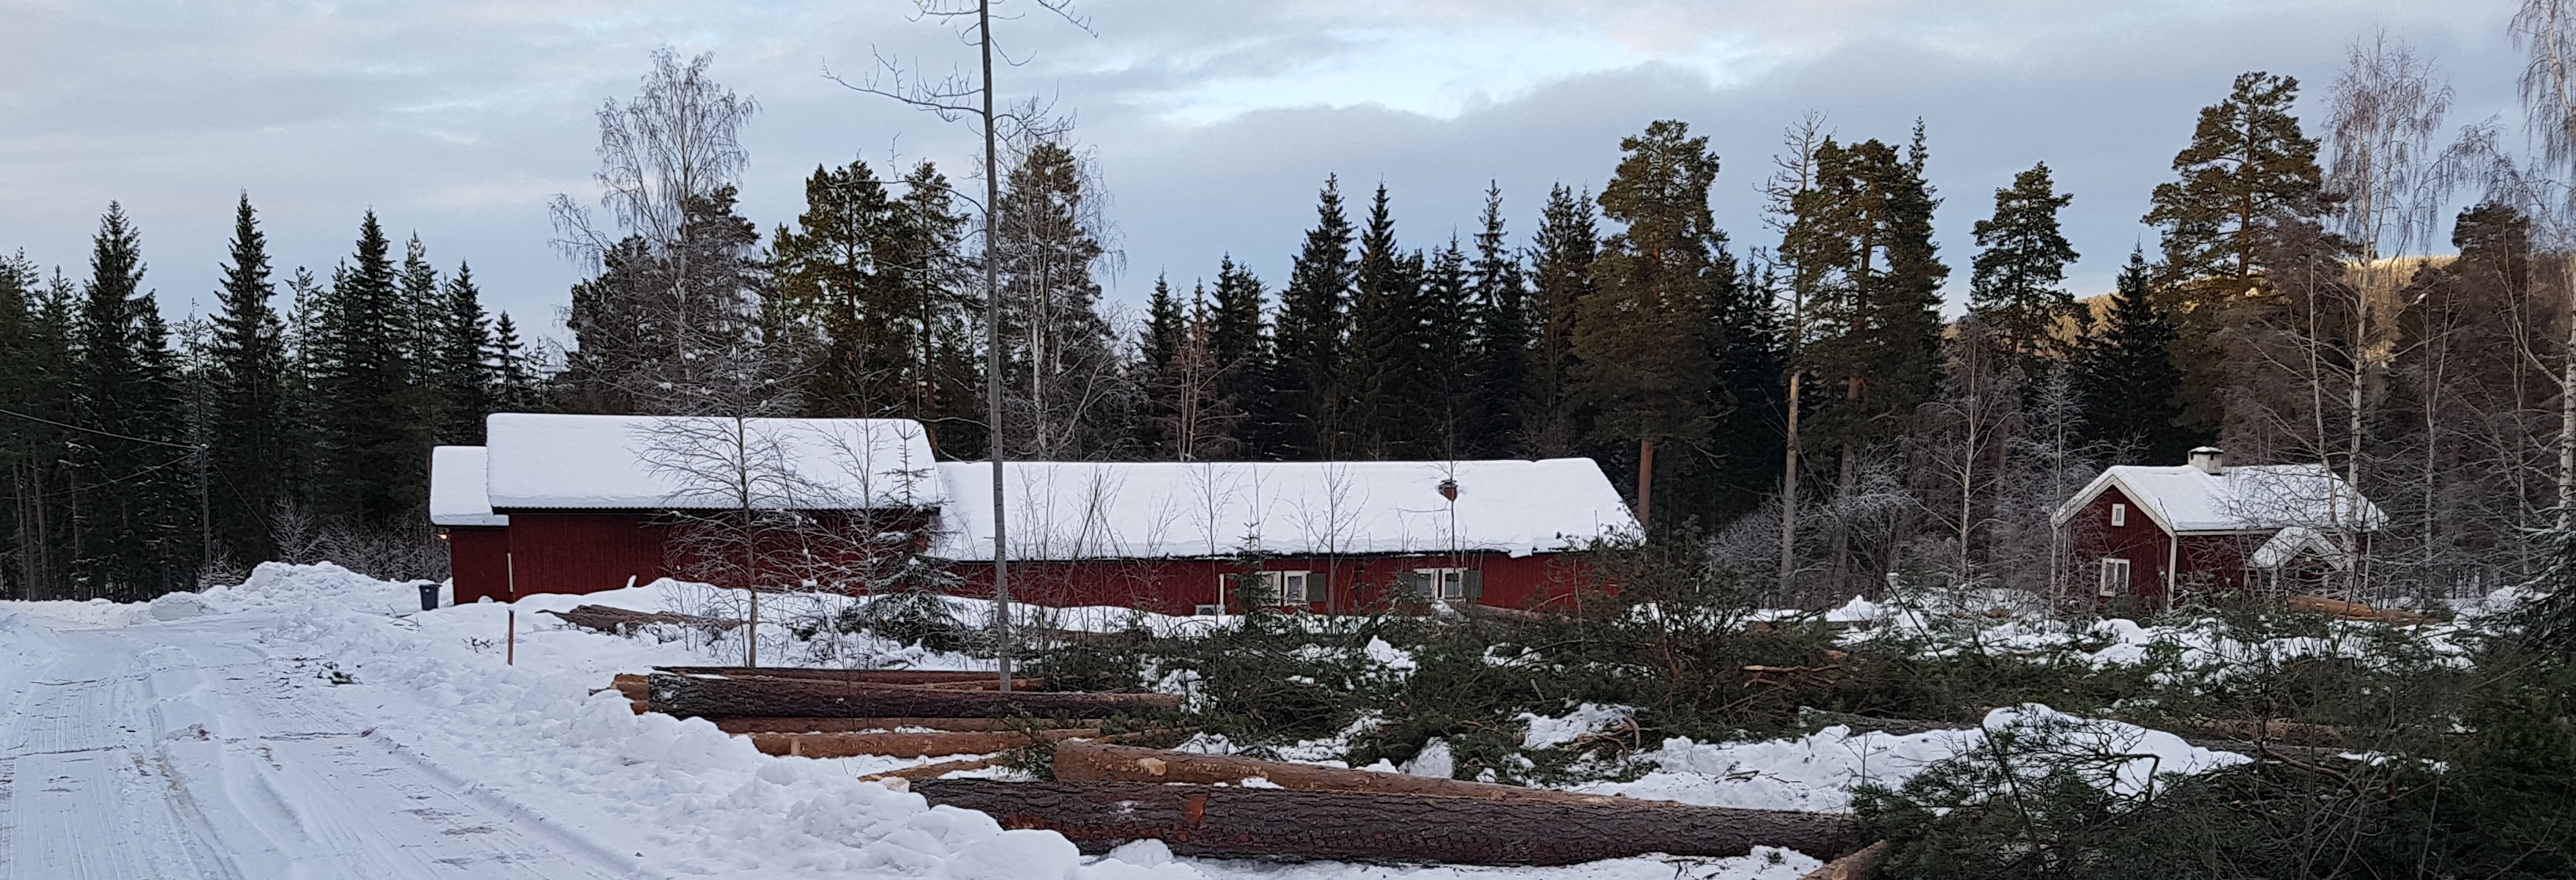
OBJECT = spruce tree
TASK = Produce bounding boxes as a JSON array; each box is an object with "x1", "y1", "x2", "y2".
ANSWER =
[
  {"x1": 434, "y1": 264, "x2": 493, "y2": 444},
  {"x1": 1577, "y1": 120, "x2": 1725, "y2": 527},
  {"x1": 311, "y1": 211, "x2": 428, "y2": 528},
  {"x1": 1968, "y1": 163, "x2": 2079, "y2": 368},
  {"x1": 207, "y1": 194, "x2": 292, "y2": 566},
  {"x1": 1419, "y1": 237, "x2": 1477, "y2": 457},
  {"x1": 2074, "y1": 248, "x2": 2189, "y2": 462},
  {"x1": 1526, "y1": 184, "x2": 1598, "y2": 458},
  {"x1": 1467, "y1": 184, "x2": 1532, "y2": 457},
  {"x1": 1206, "y1": 256, "x2": 1269, "y2": 454},
  {"x1": 992, "y1": 141, "x2": 1117, "y2": 459},
  {"x1": 1136, "y1": 274, "x2": 1186, "y2": 454},
  {"x1": 0, "y1": 251, "x2": 76, "y2": 599},
  {"x1": 490, "y1": 311, "x2": 539, "y2": 411},
  {"x1": 71, "y1": 204, "x2": 190, "y2": 598},
  {"x1": 2142, "y1": 71, "x2": 2323, "y2": 433},
  {"x1": 1343, "y1": 184, "x2": 1429, "y2": 459},
  {"x1": 1269, "y1": 177, "x2": 1356, "y2": 459},
  {"x1": 398, "y1": 235, "x2": 442, "y2": 382}
]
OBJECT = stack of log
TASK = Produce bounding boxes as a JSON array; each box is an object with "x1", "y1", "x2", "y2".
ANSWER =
[{"x1": 899, "y1": 739, "x2": 1877, "y2": 868}]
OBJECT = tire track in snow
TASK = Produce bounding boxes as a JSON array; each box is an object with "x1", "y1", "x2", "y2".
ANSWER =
[{"x1": 0, "y1": 619, "x2": 641, "y2": 880}]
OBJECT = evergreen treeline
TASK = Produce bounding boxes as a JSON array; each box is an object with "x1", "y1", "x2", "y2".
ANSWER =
[
  {"x1": 18, "y1": 36, "x2": 2575, "y2": 607},
  {"x1": 0, "y1": 196, "x2": 536, "y2": 599}
]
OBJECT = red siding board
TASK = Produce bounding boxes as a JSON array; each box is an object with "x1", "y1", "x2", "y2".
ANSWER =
[
  {"x1": 445, "y1": 526, "x2": 512, "y2": 604},
  {"x1": 504, "y1": 514, "x2": 672, "y2": 599}
]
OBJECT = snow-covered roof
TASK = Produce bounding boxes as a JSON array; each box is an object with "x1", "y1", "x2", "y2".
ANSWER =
[
  {"x1": 483, "y1": 414, "x2": 945, "y2": 511},
  {"x1": 428, "y1": 446, "x2": 508, "y2": 527},
  {"x1": 932, "y1": 459, "x2": 1640, "y2": 561},
  {"x1": 2049, "y1": 464, "x2": 2386, "y2": 534},
  {"x1": 2249, "y1": 525, "x2": 2356, "y2": 570}
]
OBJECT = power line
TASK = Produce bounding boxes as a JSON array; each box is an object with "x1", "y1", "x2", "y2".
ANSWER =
[{"x1": 0, "y1": 406, "x2": 201, "y2": 451}]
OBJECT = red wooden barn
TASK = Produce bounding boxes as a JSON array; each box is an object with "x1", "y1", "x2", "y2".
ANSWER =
[
  {"x1": 431, "y1": 413, "x2": 1640, "y2": 613},
  {"x1": 932, "y1": 459, "x2": 1640, "y2": 615},
  {"x1": 2051, "y1": 447, "x2": 2385, "y2": 605}
]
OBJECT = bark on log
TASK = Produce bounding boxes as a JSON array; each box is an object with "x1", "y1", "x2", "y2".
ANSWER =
[
  {"x1": 654, "y1": 667, "x2": 1033, "y2": 687},
  {"x1": 1801, "y1": 711, "x2": 2345, "y2": 760},
  {"x1": 646, "y1": 672, "x2": 1178, "y2": 720},
  {"x1": 860, "y1": 757, "x2": 992, "y2": 782},
  {"x1": 912, "y1": 780, "x2": 1860, "y2": 865},
  {"x1": 2285, "y1": 594, "x2": 2428, "y2": 624},
  {"x1": 749, "y1": 728, "x2": 1099, "y2": 758},
  {"x1": 1054, "y1": 740, "x2": 1666, "y2": 807},
  {"x1": 544, "y1": 605, "x2": 740, "y2": 635},
  {"x1": 715, "y1": 717, "x2": 1102, "y2": 734},
  {"x1": 1797, "y1": 840, "x2": 1889, "y2": 880}
]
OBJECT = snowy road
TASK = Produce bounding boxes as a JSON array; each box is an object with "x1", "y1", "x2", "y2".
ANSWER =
[{"x1": 0, "y1": 615, "x2": 634, "y2": 880}]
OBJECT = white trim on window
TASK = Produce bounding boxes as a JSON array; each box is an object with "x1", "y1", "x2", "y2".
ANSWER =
[
  {"x1": 2109, "y1": 503, "x2": 2126, "y2": 528},
  {"x1": 2098, "y1": 558, "x2": 2131, "y2": 596}
]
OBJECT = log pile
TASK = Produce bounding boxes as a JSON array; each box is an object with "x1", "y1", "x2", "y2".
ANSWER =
[
  {"x1": 645, "y1": 670, "x2": 1178, "y2": 720},
  {"x1": 911, "y1": 779, "x2": 1860, "y2": 865},
  {"x1": 543, "y1": 604, "x2": 741, "y2": 635},
  {"x1": 1054, "y1": 740, "x2": 1658, "y2": 806}
]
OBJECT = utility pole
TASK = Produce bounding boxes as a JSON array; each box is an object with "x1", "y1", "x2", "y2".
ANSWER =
[{"x1": 980, "y1": 0, "x2": 1014, "y2": 693}]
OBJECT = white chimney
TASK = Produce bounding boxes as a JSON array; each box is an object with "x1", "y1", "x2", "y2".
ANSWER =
[{"x1": 2188, "y1": 446, "x2": 2225, "y2": 475}]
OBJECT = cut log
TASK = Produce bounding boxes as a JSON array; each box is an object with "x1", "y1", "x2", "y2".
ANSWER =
[
  {"x1": 653, "y1": 667, "x2": 1031, "y2": 687},
  {"x1": 646, "y1": 672, "x2": 1178, "y2": 720},
  {"x1": 610, "y1": 673, "x2": 649, "y2": 701},
  {"x1": 2285, "y1": 594, "x2": 2428, "y2": 624},
  {"x1": 1054, "y1": 740, "x2": 1666, "y2": 807},
  {"x1": 714, "y1": 717, "x2": 1102, "y2": 735},
  {"x1": 749, "y1": 728, "x2": 1099, "y2": 758},
  {"x1": 543, "y1": 605, "x2": 740, "y2": 635},
  {"x1": 912, "y1": 780, "x2": 1860, "y2": 865},
  {"x1": 1798, "y1": 840, "x2": 1890, "y2": 880},
  {"x1": 860, "y1": 757, "x2": 992, "y2": 782}
]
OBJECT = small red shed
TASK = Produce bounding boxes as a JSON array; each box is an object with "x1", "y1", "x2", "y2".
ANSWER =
[
  {"x1": 932, "y1": 459, "x2": 1638, "y2": 615},
  {"x1": 2050, "y1": 447, "x2": 2385, "y2": 605}
]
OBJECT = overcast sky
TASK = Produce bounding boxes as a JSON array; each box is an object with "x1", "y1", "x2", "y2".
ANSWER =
[{"x1": 0, "y1": 0, "x2": 2536, "y2": 345}]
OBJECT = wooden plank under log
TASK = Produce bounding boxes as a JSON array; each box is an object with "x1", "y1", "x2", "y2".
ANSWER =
[
  {"x1": 714, "y1": 717, "x2": 1104, "y2": 734},
  {"x1": 910, "y1": 780, "x2": 1861, "y2": 865},
  {"x1": 749, "y1": 728, "x2": 1100, "y2": 758},
  {"x1": 1053, "y1": 740, "x2": 1667, "y2": 806},
  {"x1": 645, "y1": 672, "x2": 1179, "y2": 720}
]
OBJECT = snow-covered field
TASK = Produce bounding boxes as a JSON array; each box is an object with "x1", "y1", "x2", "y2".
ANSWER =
[{"x1": 0, "y1": 563, "x2": 2263, "y2": 879}]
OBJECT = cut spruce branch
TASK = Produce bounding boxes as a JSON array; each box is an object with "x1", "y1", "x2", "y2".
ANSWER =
[
  {"x1": 713, "y1": 717, "x2": 1102, "y2": 734},
  {"x1": 645, "y1": 672, "x2": 1178, "y2": 720},
  {"x1": 912, "y1": 780, "x2": 1862, "y2": 865},
  {"x1": 1055, "y1": 740, "x2": 1665, "y2": 806},
  {"x1": 749, "y1": 728, "x2": 1097, "y2": 758},
  {"x1": 544, "y1": 605, "x2": 741, "y2": 635}
]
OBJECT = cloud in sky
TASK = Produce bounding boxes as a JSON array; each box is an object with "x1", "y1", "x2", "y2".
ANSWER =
[{"x1": 0, "y1": 0, "x2": 2534, "y2": 342}]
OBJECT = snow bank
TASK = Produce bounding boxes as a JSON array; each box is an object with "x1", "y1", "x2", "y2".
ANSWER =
[{"x1": 1521, "y1": 703, "x2": 1633, "y2": 750}]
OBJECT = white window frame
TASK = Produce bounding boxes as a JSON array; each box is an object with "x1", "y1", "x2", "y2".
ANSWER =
[
  {"x1": 1415, "y1": 567, "x2": 1469, "y2": 601},
  {"x1": 2098, "y1": 558, "x2": 2131, "y2": 596},
  {"x1": 1219, "y1": 570, "x2": 1318, "y2": 607},
  {"x1": 2109, "y1": 503, "x2": 2126, "y2": 528}
]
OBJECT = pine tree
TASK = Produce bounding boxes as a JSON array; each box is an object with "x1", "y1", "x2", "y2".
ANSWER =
[
  {"x1": 778, "y1": 160, "x2": 906, "y2": 419},
  {"x1": 1577, "y1": 120, "x2": 1726, "y2": 528},
  {"x1": 1968, "y1": 163, "x2": 2079, "y2": 368},
  {"x1": 70, "y1": 203, "x2": 190, "y2": 598},
  {"x1": 311, "y1": 211, "x2": 428, "y2": 528},
  {"x1": 1797, "y1": 133, "x2": 1949, "y2": 465},
  {"x1": 1466, "y1": 184, "x2": 1532, "y2": 457},
  {"x1": 207, "y1": 195, "x2": 292, "y2": 566},
  {"x1": 1526, "y1": 184, "x2": 1598, "y2": 458},
  {"x1": 2074, "y1": 248, "x2": 2188, "y2": 461},
  {"x1": 434, "y1": 264, "x2": 493, "y2": 444},
  {"x1": 2143, "y1": 71, "x2": 2323, "y2": 434},
  {"x1": 1269, "y1": 177, "x2": 1356, "y2": 459}
]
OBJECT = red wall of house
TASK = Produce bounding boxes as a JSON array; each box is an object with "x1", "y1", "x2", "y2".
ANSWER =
[
  {"x1": 944, "y1": 552, "x2": 1586, "y2": 615},
  {"x1": 2065, "y1": 485, "x2": 2174, "y2": 598},
  {"x1": 445, "y1": 526, "x2": 513, "y2": 604},
  {"x1": 500, "y1": 514, "x2": 672, "y2": 598}
]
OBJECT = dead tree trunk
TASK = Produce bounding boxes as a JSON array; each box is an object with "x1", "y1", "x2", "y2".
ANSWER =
[
  {"x1": 1055, "y1": 741, "x2": 1658, "y2": 806},
  {"x1": 912, "y1": 780, "x2": 1861, "y2": 865},
  {"x1": 645, "y1": 672, "x2": 1177, "y2": 719}
]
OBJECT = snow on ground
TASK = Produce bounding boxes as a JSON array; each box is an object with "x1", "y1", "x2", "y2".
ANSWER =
[{"x1": 0, "y1": 563, "x2": 1827, "y2": 880}]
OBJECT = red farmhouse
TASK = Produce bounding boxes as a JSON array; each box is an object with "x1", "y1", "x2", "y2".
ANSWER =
[
  {"x1": 431, "y1": 413, "x2": 1640, "y2": 613},
  {"x1": 2050, "y1": 447, "x2": 2384, "y2": 605}
]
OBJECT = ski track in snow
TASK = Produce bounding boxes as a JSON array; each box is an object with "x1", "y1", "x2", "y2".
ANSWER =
[{"x1": 0, "y1": 617, "x2": 631, "y2": 880}]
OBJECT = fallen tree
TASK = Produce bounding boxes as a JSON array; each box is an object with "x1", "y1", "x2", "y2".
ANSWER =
[
  {"x1": 645, "y1": 672, "x2": 1179, "y2": 720},
  {"x1": 545, "y1": 605, "x2": 740, "y2": 635},
  {"x1": 1054, "y1": 740, "x2": 1660, "y2": 806},
  {"x1": 748, "y1": 728, "x2": 1099, "y2": 758},
  {"x1": 911, "y1": 780, "x2": 1861, "y2": 865},
  {"x1": 654, "y1": 667, "x2": 1037, "y2": 688},
  {"x1": 713, "y1": 717, "x2": 1102, "y2": 734}
]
